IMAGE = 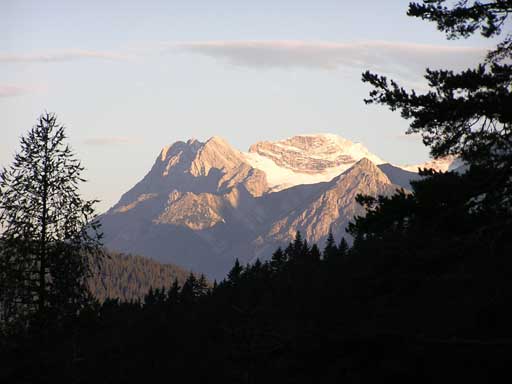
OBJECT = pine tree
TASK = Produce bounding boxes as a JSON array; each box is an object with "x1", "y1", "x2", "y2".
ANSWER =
[
  {"x1": 197, "y1": 274, "x2": 209, "y2": 297},
  {"x1": 227, "y1": 259, "x2": 243, "y2": 285},
  {"x1": 286, "y1": 231, "x2": 304, "y2": 262},
  {"x1": 337, "y1": 238, "x2": 349, "y2": 259},
  {"x1": 270, "y1": 247, "x2": 286, "y2": 272},
  {"x1": 310, "y1": 244, "x2": 321, "y2": 263},
  {"x1": 180, "y1": 272, "x2": 200, "y2": 303},
  {"x1": 167, "y1": 278, "x2": 181, "y2": 305},
  {"x1": 145, "y1": 287, "x2": 156, "y2": 306},
  {"x1": 0, "y1": 112, "x2": 102, "y2": 330},
  {"x1": 323, "y1": 230, "x2": 338, "y2": 262},
  {"x1": 362, "y1": 1, "x2": 512, "y2": 212}
]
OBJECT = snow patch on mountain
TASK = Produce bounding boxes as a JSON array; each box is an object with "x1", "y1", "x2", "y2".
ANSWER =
[{"x1": 243, "y1": 133, "x2": 385, "y2": 191}]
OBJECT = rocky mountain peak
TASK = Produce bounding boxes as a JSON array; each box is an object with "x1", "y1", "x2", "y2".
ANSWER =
[
  {"x1": 190, "y1": 136, "x2": 245, "y2": 177},
  {"x1": 340, "y1": 157, "x2": 390, "y2": 181},
  {"x1": 331, "y1": 157, "x2": 393, "y2": 190}
]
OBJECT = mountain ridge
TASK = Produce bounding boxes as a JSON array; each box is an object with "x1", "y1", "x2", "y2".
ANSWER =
[{"x1": 100, "y1": 134, "x2": 435, "y2": 279}]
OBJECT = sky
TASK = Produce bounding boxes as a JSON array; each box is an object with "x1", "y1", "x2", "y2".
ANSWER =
[{"x1": 1, "y1": 0, "x2": 495, "y2": 213}]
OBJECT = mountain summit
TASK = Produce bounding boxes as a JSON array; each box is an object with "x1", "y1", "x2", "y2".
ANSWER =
[
  {"x1": 101, "y1": 134, "x2": 420, "y2": 279},
  {"x1": 244, "y1": 133, "x2": 385, "y2": 191}
]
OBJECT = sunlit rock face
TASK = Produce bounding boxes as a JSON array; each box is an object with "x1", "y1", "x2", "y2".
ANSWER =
[
  {"x1": 244, "y1": 133, "x2": 385, "y2": 192},
  {"x1": 100, "y1": 134, "x2": 421, "y2": 279}
]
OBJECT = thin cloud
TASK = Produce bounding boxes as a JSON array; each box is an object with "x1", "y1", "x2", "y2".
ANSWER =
[
  {"x1": 0, "y1": 49, "x2": 133, "y2": 63},
  {"x1": 1, "y1": 40, "x2": 488, "y2": 82},
  {"x1": 83, "y1": 136, "x2": 141, "y2": 146},
  {"x1": 172, "y1": 40, "x2": 487, "y2": 79},
  {"x1": 0, "y1": 84, "x2": 46, "y2": 98},
  {"x1": 0, "y1": 84, "x2": 28, "y2": 97}
]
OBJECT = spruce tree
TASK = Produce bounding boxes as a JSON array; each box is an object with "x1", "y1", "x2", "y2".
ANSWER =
[
  {"x1": 337, "y1": 238, "x2": 349, "y2": 259},
  {"x1": 270, "y1": 247, "x2": 286, "y2": 272},
  {"x1": 227, "y1": 258, "x2": 243, "y2": 285},
  {"x1": 167, "y1": 278, "x2": 181, "y2": 304},
  {"x1": 180, "y1": 272, "x2": 200, "y2": 303},
  {"x1": 310, "y1": 244, "x2": 321, "y2": 263},
  {"x1": 197, "y1": 274, "x2": 209, "y2": 297},
  {"x1": 0, "y1": 112, "x2": 102, "y2": 330},
  {"x1": 323, "y1": 230, "x2": 338, "y2": 262}
]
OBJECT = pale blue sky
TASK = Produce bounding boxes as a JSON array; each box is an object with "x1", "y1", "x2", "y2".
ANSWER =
[{"x1": 1, "y1": 0, "x2": 494, "y2": 212}]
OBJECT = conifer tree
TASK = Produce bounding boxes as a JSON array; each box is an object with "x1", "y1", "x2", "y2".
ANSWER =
[
  {"x1": 286, "y1": 231, "x2": 304, "y2": 262},
  {"x1": 145, "y1": 287, "x2": 156, "y2": 306},
  {"x1": 270, "y1": 247, "x2": 286, "y2": 272},
  {"x1": 362, "y1": 1, "x2": 512, "y2": 211},
  {"x1": 227, "y1": 258, "x2": 243, "y2": 285},
  {"x1": 337, "y1": 238, "x2": 349, "y2": 259},
  {"x1": 180, "y1": 272, "x2": 204, "y2": 303},
  {"x1": 197, "y1": 274, "x2": 209, "y2": 297},
  {"x1": 310, "y1": 244, "x2": 321, "y2": 263},
  {"x1": 0, "y1": 112, "x2": 102, "y2": 330},
  {"x1": 167, "y1": 278, "x2": 181, "y2": 305},
  {"x1": 323, "y1": 230, "x2": 338, "y2": 262}
]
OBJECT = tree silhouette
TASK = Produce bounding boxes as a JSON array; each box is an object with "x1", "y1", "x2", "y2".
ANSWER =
[
  {"x1": 408, "y1": 0, "x2": 512, "y2": 62},
  {"x1": 362, "y1": 1, "x2": 512, "y2": 213},
  {"x1": 270, "y1": 247, "x2": 286, "y2": 272},
  {"x1": 167, "y1": 278, "x2": 181, "y2": 304},
  {"x1": 0, "y1": 112, "x2": 102, "y2": 330},
  {"x1": 337, "y1": 237, "x2": 349, "y2": 259},
  {"x1": 323, "y1": 230, "x2": 338, "y2": 262},
  {"x1": 227, "y1": 258, "x2": 243, "y2": 285}
]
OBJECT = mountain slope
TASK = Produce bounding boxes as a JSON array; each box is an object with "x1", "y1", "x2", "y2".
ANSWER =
[
  {"x1": 100, "y1": 135, "x2": 414, "y2": 279},
  {"x1": 378, "y1": 163, "x2": 422, "y2": 190},
  {"x1": 253, "y1": 158, "x2": 400, "y2": 259}
]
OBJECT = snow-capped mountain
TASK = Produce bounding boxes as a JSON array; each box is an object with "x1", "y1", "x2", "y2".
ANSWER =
[
  {"x1": 244, "y1": 133, "x2": 385, "y2": 191},
  {"x1": 100, "y1": 134, "x2": 435, "y2": 279}
]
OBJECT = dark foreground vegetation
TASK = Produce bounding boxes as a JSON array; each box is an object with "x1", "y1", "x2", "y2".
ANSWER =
[
  {"x1": 2, "y1": 199, "x2": 512, "y2": 383},
  {"x1": 1, "y1": 1, "x2": 512, "y2": 382}
]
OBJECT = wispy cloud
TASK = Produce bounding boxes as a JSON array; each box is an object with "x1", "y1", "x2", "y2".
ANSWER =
[
  {"x1": 172, "y1": 40, "x2": 487, "y2": 79},
  {"x1": 0, "y1": 49, "x2": 133, "y2": 63},
  {"x1": 83, "y1": 136, "x2": 141, "y2": 146},
  {"x1": 0, "y1": 84, "x2": 28, "y2": 97},
  {"x1": 0, "y1": 84, "x2": 47, "y2": 98},
  {"x1": 1, "y1": 40, "x2": 488, "y2": 83}
]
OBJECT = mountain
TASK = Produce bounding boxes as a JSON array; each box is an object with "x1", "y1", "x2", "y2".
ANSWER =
[
  {"x1": 377, "y1": 163, "x2": 422, "y2": 190},
  {"x1": 252, "y1": 158, "x2": 400, "y2": 260},
  {"x1": 100, "y1": 134, "x2": 416, "y2": 279},
  {"x1": 243, "y1": 133, "x2": 385, "y2": 191}
]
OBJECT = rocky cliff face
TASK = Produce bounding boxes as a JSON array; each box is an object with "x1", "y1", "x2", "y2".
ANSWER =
[
  {"x1": 252, "y1": 158, "x2": 399, "y2": 260},
  {"x1": 101, "y1": 134, "x2": 418, "y2": 279}
]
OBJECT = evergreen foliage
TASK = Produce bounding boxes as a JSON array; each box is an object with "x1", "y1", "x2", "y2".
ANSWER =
[
  {"x1": 362, "y1": 1, "x2": 512, "y2": 213},
  {"x1": 0, "y1": 113, "x2": 102, "y2": 331},
  {"x1": 323, "y1": 230, "x2": 338, "y2": 262},
  {"x1": 87, "y1": 250, "x2": 189, "y2": 302}
]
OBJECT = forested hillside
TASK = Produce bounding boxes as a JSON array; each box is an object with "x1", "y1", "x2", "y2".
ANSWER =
[{"x1": 88, "y1": 250, "x2": 191, "y2": 302}]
